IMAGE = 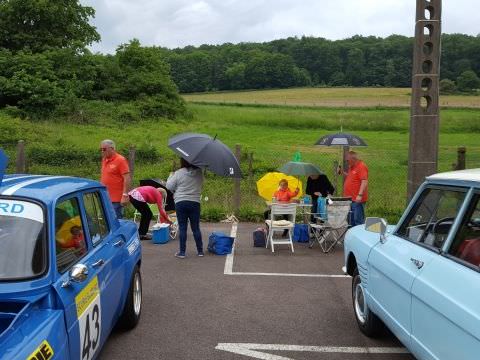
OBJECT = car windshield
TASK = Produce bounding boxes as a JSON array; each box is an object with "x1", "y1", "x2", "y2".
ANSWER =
[{"x1": 0, "y1": 199, "x2": 46, "y2": 281}]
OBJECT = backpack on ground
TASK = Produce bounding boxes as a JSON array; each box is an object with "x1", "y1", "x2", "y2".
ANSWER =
[
  {"x1": 253, "y1": 227, "x2": 267, "y2": 247},
  {"x1": 208, "y1": 232, "x2": 234, "y2": 255}
]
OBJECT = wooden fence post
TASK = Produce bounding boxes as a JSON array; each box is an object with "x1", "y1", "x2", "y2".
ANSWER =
[
  {"x1": 456, "y1": 147, "x2": 466, "y2": 170},
  {"x1": 248, "y1": 152, "x2": 253, "y2": 179},
  {"x1": 128, "y1": 146, "x2": 136, "y2": 183},
  {"x1": 16, "y1": 140, "x2": 26, "y2": 173},
  {"x1": 233, "y1": 144, "x2": 241, "y2": 214}
]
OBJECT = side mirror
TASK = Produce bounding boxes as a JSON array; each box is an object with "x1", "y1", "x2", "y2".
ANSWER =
[
  {"x1": 62, "y1": 263, "x2": 89, "y2": 288},
  {"x1": 365, "y1": 217, "x2": 388, "y2": 243}
]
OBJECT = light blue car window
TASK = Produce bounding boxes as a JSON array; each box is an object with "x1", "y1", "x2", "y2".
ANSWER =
[
  {"x1": 83, "y1": 192, "x2": 109, "y2": 246},
  {"x1": 55, "y1": 198, "x2": 88, "y2": 273},
  {"x1": 448, "y1": 194, "x2": 480, "y2": 269},
  {"x1": 396, "y1": 187, "x2": 466, "y2": 250}
]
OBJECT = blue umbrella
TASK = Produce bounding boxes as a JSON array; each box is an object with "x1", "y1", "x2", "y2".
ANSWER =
[{"x1": 168, "y1": 133, "x2": 242, "y2": 178}]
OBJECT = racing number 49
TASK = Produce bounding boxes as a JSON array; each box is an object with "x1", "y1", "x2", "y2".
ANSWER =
[{"x1": 82, "y1": 304, "x2": 100, "y2": 360}]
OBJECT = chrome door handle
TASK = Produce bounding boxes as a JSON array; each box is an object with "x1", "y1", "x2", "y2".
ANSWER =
[
  {"x1": 113, "y1": 239, "x2": 125, "y2": 247},
  {"x1": 92, "y1": 259, "x2": 105, "y2": 268},
  {"x1": 410, "y1": 258, "x2": 424, "y2": 269}
]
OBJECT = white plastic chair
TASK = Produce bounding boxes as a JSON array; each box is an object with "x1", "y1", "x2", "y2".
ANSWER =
[
  {"x1": 265, "y1": 203, "x2": 297, "y2": 253},
  {"x1": 309, "y1": 199, "x2": 351, "y2": 253}
]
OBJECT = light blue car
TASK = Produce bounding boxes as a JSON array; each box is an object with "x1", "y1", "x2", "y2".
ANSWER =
[{"x1": 343, "y1": 169, "x2": 480, "y2": 360}]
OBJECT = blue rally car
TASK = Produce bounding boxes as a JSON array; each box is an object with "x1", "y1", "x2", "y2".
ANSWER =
[
  {"x1": 0, "y1": 175, "x2": 142, "y2": 360},
  {"x1": 344, "y1": 169, "x2": 480, "y2": 359}
]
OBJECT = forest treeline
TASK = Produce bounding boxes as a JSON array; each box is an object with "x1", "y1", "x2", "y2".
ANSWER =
[
  {"x1": 0, "y1": 0, "x2": 479, "y2": 121},
  {"x1": 164, "y1": 34, "x2": 480, "y2": 93}
]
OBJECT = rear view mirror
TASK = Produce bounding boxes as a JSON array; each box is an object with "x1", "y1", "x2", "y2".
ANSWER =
[{"x1": 365, "y1": 217, "x2": 388, "y2": 243}]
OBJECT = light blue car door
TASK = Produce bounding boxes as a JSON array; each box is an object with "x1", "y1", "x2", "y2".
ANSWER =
[
  {"x1": 367, "y1": 186, "x2": 468, "y2": 348},
  {"x1": 410, "y1": 191, "x2": 480, "y2": 360}
]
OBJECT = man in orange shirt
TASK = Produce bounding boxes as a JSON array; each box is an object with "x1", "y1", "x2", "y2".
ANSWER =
[
  {"x1": 100, "y1": 139, "x2": 131, "y2": 219},
  {"x1": 341, "y1": 151, "x2": 368, "y2": 226}
]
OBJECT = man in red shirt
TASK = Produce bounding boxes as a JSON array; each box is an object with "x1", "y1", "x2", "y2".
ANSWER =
[
  {"x1": 100, "y1": 139, "x2": 131, "y2": 219},
  {"x1": 342, "y1": 151, "x2": 368, "y2": 226}
]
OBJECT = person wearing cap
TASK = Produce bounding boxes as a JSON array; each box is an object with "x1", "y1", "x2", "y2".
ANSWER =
[
  {"x1": 100, "y1": 139, "x2": 131, "y2": 219},
  {"x1": 341, "y1": 151, "x2": 368, "y2": 226}
]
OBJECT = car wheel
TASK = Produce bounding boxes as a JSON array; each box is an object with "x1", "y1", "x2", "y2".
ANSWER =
[
  {"x1": 118, "y1": 265, "x2": 142, "y2": 330},
  {"x1": 352, "y1": 267, "x2": 382, "y2": 337}
]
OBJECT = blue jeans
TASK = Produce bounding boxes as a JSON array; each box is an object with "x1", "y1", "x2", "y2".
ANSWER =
[
  {"x1": 113, "y1": 202, "x2": 124, "y2": 219},
  {"x1": 350, "y1": 202, "x2": 365, "y2": 227},
  {"x1": 176, "y1": 201, "x2": 203, "y2": 255}
]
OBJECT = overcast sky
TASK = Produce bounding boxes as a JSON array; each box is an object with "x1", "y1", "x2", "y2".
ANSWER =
[{"x1": 81, "y1": 0, "x2": 479, "y2": 54}]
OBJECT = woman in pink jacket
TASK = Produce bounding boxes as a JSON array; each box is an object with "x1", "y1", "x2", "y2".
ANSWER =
[{"x1": 128, "y1": 186, "x2": 172, "y2": 240}]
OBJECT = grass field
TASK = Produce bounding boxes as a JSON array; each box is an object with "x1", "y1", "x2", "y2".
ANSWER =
[
  {"x1": 1, "y1": 88, "x2": 480, "y2": 222},
  {"x1": 183, "y1": 87, "x2": 480, "y2": 108}
]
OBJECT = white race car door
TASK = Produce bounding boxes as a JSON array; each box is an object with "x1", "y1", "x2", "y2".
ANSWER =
[{"x1": 367, "y1": 186, "x2": 467, "y2": 348}]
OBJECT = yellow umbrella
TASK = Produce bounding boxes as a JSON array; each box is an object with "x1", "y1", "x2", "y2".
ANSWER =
[{"x1": 256, "y1": 172, "x2": 303, "y2": 201}]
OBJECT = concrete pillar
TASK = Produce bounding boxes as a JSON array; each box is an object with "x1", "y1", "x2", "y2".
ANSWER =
[{"x1": 407, "y1": 0, "x2": 442, "y2": 199}]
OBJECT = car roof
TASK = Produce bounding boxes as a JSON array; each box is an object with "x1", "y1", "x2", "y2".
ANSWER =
[
  {"x1": 426, "y1": 168, "x2": 480, "y2": 187},
  {"x1": 0, "y1": 174, "x2": 104, "y2": 204}
]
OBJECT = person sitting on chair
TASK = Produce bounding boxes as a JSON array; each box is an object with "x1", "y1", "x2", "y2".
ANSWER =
[
  {"x1": 274, "y1": 179, "x2": 299, "y2": 202},
  {"x1": 129, "y1": 186, "x2": 172, "y2": 240},
  {"x1": 264, "y1": 179, "x2": 299, "y2": 236}
]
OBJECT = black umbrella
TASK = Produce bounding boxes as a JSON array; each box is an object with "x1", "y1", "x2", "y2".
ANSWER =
[
  {"x1": 168, "y1": 133, "x2": 242, "y2": 178},
  {"x1": 314, "y1": 132, "x2": 367, "y2": 147}
]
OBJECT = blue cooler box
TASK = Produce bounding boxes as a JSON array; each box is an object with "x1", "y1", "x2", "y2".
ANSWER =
[{"x1": 152, "y1": 224, "x2": 169, "y2": 244}]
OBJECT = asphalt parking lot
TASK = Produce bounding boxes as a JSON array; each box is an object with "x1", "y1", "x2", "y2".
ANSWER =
[{"x1": 99, "y1": 222, "x2": 415, "y2": 360}]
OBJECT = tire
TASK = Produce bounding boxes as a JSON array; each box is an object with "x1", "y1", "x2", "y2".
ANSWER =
[
  {"x1": 117, "y1": 265, "x2": 142, "y2": 330},
  {"x1": 352, "y1": 267, "x2": 382, "y2": 337}
]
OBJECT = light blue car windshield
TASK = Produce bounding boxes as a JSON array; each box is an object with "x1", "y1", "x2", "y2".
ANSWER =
[{"x1": 0, "y1": 199, "x2": 46, "y2": 281}]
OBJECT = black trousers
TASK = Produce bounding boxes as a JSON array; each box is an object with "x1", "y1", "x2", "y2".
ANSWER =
[{"x1": 129, "y1": 196, "x2": 152, "y2": 236}]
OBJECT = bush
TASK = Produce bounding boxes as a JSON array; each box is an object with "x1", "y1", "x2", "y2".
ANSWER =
[
  {"x1": 457, "y1": 70, "x2": 480, "y2": 92},
  {"x1": 439, "y1": 79, "x2": 457, "y2": 94}
]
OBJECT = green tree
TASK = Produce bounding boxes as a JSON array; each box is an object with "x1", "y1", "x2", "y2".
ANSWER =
[
  {"x1": 345, "y1": 48, "x2": 365, "y2": 86},
  {"x1": 457, "y1": 70, "x2": 480, "y2": 92},
  {"x1": 225, "y1": 63, "x2": 246, "y2": 90},
  {"x1": 0, "y1": 0, "x2": 100, "y2": 52}
]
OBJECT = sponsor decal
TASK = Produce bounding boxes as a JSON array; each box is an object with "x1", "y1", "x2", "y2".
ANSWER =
[
  {"x1": 27, "y1": 340, "x2": 54, "y2": 360},
  {"x1": 75, "y1": 276, "x2": 102, "y2": 360},
  {"x1": 127, "y1": 236, "x2": 140, "y2": 255},
  {"x1": 0, "y1": 200, "x2": 43, "y2": 223}
]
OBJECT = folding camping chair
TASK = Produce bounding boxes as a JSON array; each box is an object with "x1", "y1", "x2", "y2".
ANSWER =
[
  {"x1": 265, "y1": 203, "x2": 297, "y2": 253},
  {"x1": 308, "y1": 198, "x2": 351, "y2": 253}
]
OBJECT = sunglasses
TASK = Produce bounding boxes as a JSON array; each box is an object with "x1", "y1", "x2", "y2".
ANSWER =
[{"x1": 100, "y1": 147, "x2": 110, "y2": 152}]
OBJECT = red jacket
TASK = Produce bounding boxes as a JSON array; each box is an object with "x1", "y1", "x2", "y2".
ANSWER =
[{"x1": 274, "y1": 187, "x2": 299, "y2": 202}]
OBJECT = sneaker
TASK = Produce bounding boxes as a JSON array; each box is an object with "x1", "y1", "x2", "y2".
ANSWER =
[
  {"x1": 174, "y1": 252, "x2": 186, "y2": 259},
  {"x1": 197, "y1": 252, "x2": 204, "y2": 257},
  {"x1": 140, "y1": 234, "x2": 152, "y2": 240}
]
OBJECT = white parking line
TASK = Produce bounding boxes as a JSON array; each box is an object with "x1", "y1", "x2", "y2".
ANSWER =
[
  {"x1": 216, "y1": 343, "x2": 409, "y2": 360},
  {"x1": 224, "y1": 223, "x2": 348, "y2": 278}
]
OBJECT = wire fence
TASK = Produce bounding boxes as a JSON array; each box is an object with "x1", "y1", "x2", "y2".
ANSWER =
[{"x1": 3, "y1": 140, "x2": 480, "y2": 223}]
